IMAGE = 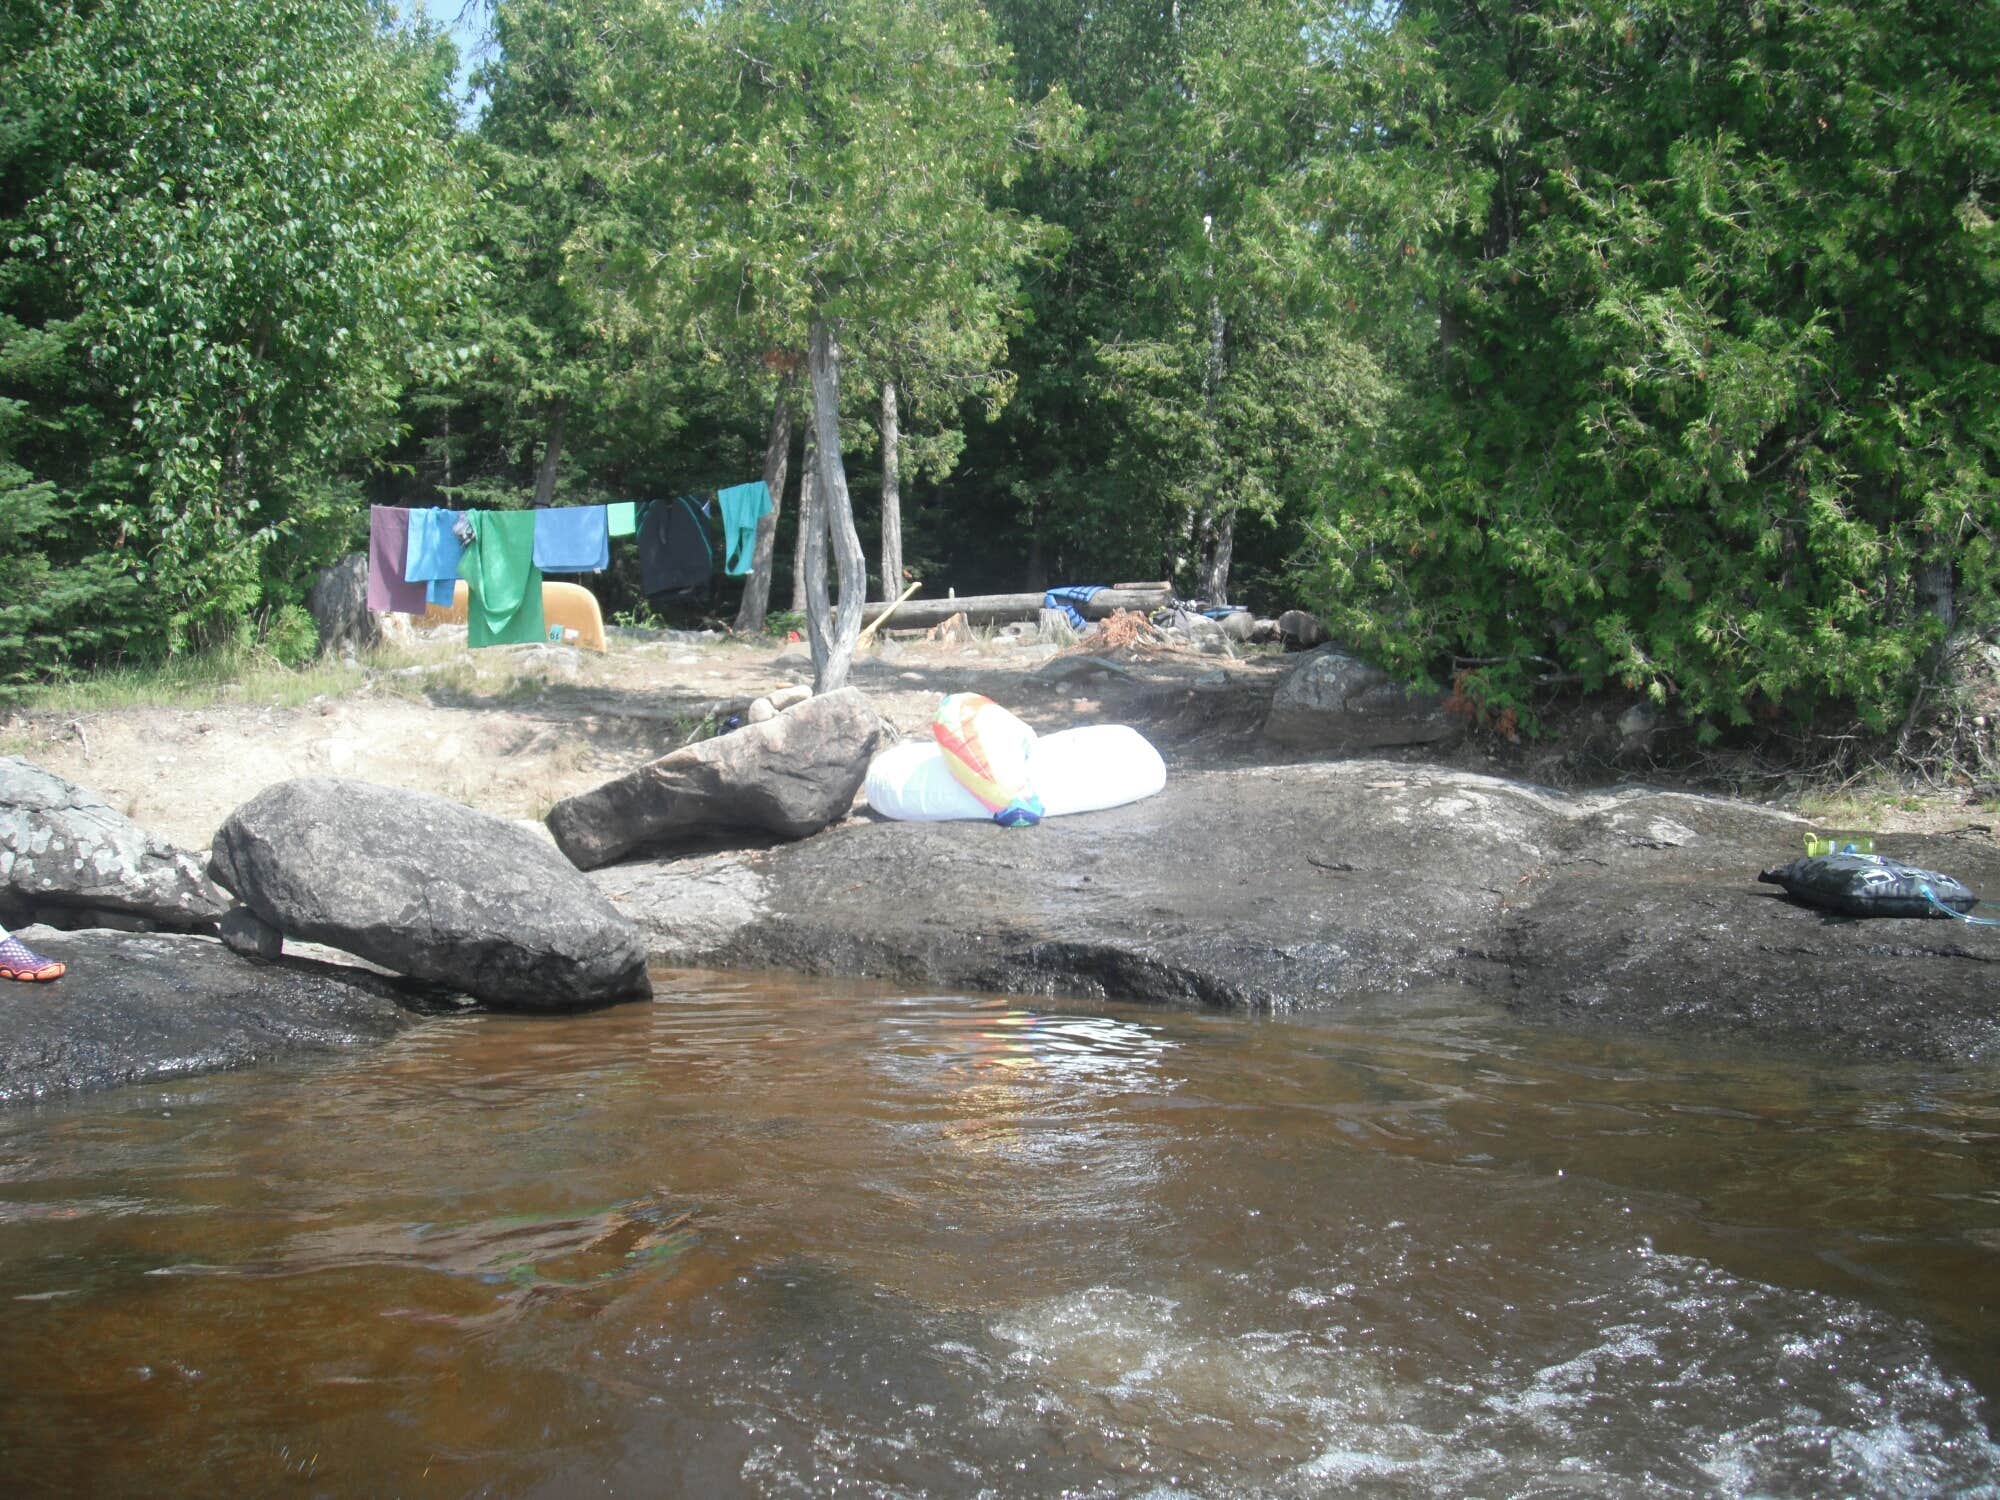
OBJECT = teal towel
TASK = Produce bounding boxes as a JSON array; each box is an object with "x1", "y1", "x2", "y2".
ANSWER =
[{"x1": 717, "y1": 481, "x2": 772, "y2": 576}]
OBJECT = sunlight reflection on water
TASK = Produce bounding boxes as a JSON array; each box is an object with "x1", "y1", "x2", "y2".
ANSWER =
[{"x1": 0, "y1": 972, "x2": 1995, "y2": 1496}]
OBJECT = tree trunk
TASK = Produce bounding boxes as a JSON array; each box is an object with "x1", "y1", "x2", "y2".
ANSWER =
[
  {"x1": 806, "y1": 319, "x2": 868, "y2": 693},
  {"x1": 1915, "y1": 534, "x2": 1956, "y2": 635},
  {"x1": 792, "y1": 424, "x2": 819, "y2": 612},
  {"x1": 856, "y1": 583, "x2": 1171, "y2": 630},
  {"x1": 879, "y1": 379, "x2": 903, "y2": 596},
  {"x1": 800, "y1": 424, "x2": 831, "y2": 665},
  {"x1": 1198, "y1": 506, "x2": 1235, "y2": 606},
  {"x1": 1195, "y1": 284, "x2": 1233, "y2": 603},
  {"x1": 734, "y1": 373, "x2": 795, "y2": 635},
  {"x1": 531, "y1": 397, "x2": 568, "y2": 508}
]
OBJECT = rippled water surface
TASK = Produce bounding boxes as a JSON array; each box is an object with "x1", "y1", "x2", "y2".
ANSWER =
[{"x1": 1, "y1": 975, "x2": 1997, "y2": 1496}]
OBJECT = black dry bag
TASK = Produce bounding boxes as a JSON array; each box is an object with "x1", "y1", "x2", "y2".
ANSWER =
[{"x1": 1758, "y1": 853, "x2": 1978, "y2": 919}]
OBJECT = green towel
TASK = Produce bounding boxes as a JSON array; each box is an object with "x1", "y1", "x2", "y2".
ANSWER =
[
  {"x1": 607, "y1": 501, "x2": 638, "y2": 538},
  {"x1": 460, "y1": 510, "x2": 546, "y2": 647}
]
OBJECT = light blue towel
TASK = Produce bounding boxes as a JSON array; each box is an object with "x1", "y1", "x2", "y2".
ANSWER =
[
  {"x1": 404, "y1": 507, "x2": 466, "y2": 608},
  {"x1": 717, "y1": 481, "x2": 773, "y2": 576},
  {"x1": 532, "y1": 505, "x2": 610, "y2": 573}
]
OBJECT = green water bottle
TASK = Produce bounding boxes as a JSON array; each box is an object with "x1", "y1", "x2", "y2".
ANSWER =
[{"x1": 1805, "y1": 834, "x2": 1875, "y2": 857}]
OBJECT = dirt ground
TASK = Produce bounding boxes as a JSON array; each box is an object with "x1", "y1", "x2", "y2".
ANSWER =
[
  {"x1": 0, "y1": 624, "x2": 1279, "y2": 852},
  {"x1": 3, "y1": 621, "x2": 1992, "y2": 855}
]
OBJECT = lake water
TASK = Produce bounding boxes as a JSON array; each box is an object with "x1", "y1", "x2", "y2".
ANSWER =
[{"x1": 0, "y1": 973, "x2": 1996, "y2": 1496}]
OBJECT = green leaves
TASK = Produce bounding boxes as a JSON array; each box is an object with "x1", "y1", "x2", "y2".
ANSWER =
[
  {"x1": 4, "y1": 0, "x2": 471, "y2": 660},
  {"x1": 1301, "y1": 0, "x2": 2000, "y2": 735}
]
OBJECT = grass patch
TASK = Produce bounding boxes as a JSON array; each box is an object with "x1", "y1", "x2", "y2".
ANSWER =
[
  {"x1": 1793, "y1": 780, "x2": 1931, "y2": 831},
  {"x1": 14, "y1": 647, "x2": 375, "y2": 714}
]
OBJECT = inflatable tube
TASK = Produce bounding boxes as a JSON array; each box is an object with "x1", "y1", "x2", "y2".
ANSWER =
[
  {"x1": 865, "y1": 740, "x2": 988, "y2": 822},
  {"x1": 1033, "y1": 724, "x2": 1167, "y2": 817},
  {"x1": 933, "y1": 693, "x2": 1043, "y2": 826},
  {"x1": 866, "y1": 726, "x2": 1167, "y2": 822}
]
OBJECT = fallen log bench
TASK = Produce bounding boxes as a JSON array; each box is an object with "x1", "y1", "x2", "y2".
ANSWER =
[{"x1": 858, "y1": 583, "x2": 1171, "y2": 631}]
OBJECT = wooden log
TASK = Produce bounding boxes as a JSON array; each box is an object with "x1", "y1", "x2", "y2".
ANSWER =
[
  {"x1": 856, "y1": 579, "x2": 923, "y2": 649},
  {"x1": 859, "y1": 584, "x2": 1170, "y2": 631}
]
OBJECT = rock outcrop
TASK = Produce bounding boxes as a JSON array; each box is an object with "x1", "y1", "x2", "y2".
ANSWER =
[
  {"x1": 546, "y1": 687, "x2": 891, "y2": 870},
  {"x1": 1262, "y1": 648, "x2": 1461, "y2": 751},
  {"x1": 0, "y1": 757, "x2": 228, "y2": 932},
  {"x1": 0, "y1": 927, "x2": 430, "y2": 1104},
  {"x1": 592, "y1": 759, "x2": 2000, "y2": 1064},
  {"x1": 210, "y1": 777, "x2": 650, "y2": 1011}
]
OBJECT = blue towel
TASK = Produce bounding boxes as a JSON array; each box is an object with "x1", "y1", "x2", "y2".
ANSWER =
[
  {"x1": 1042, "y1": 584, "x2": 1105, "y2": 630},
  {"x1": 403, "y1": 507, "x2": 465, "y2": 608},
  {"x1": 532, "y1": 505, "x2": 610, "y2": 573},
  {"x1": 717, "y1": 481, "x2": 773, "y2": 576}
]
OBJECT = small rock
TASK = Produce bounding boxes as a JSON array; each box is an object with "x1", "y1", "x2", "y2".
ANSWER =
[
  {"x1": 768, "y1": 684, "x2": 813, "y2": 712},
  {"x1": 220, "y1": 906, "x2": 283, "y2": 960},
  {"x1": 1263, "y1": 648, "x2": 1459, "y2": 751},
  {"x1": 1617, "y1": 703, "x2": 1659, "y2": 740},
  {"x1": 1276, "y1": 609, "x2": 1330, "y2": 651},
  {"x1": 747, "y1": 697, "x2": 777, "y2": 723}
]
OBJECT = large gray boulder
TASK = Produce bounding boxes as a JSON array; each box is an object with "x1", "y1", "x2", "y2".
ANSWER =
[
  {"x1": 209, "y1": 778, "x2": 650, "y2": 1011},
  {"x1": 0, "y1": 927, "x2": 430, "y2": 1105},
  {"x1": 1263, "y1": 647, "x2": 1461, "y2": 751},
  {"x1": 546, "y1": 687, "x2": 891, "y2": 870},
  {"x1": 0, "y1": 757, "x2": 228, "y2": 932}
]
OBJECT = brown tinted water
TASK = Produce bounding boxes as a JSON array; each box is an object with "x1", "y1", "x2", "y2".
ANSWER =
[{"x1": 0, "y1": 974, "x2": 1996, "y2": 1496}]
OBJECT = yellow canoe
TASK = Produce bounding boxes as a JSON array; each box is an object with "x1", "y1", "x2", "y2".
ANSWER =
[{"x1": 423, "y1": 579, "x2": 608, "y2": 653}]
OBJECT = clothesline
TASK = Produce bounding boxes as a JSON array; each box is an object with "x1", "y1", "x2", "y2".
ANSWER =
[{"x1": 366, "y1": 487, "x2": 771, "y2": 648}]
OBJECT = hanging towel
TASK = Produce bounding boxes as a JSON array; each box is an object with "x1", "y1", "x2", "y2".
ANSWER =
[
  {"x1": 639, "y1": 496, "x2": 715, "y2": 601},
  {"x1": 461, "y1": 510, "x2": 546, "y2": 647},
  {"x1": 1041, "y1": 584, "x2": 1106, "y2": 631},
  {"x1": 716, "y1": 480, "x2": 773, "y2": 576},
  {"x1": 532, "y1": 505, "x2": 611, "y2": 573},
  {"x1": 606, "y1": 501, "x2": 638, "y2": 539},
  {"x1": 366, "y1": 506, "x2": 430, "y2": 615},
  {"x1": 403, "y1": 507, "x2": 466, "y2": 609}
]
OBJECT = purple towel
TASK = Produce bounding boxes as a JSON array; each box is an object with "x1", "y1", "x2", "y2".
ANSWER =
[{"x1": 367, "y1": 506, "x2": 430, "y2": 615}]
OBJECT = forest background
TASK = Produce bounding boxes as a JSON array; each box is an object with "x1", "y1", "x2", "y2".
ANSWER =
[{"x1": 2, "y1": 0, "x2": 1995, "y2": 754}]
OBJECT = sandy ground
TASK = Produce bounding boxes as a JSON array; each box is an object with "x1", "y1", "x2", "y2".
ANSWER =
[{"x1": 0, "y1": 625, "x2": 1290, "y2": 853}]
